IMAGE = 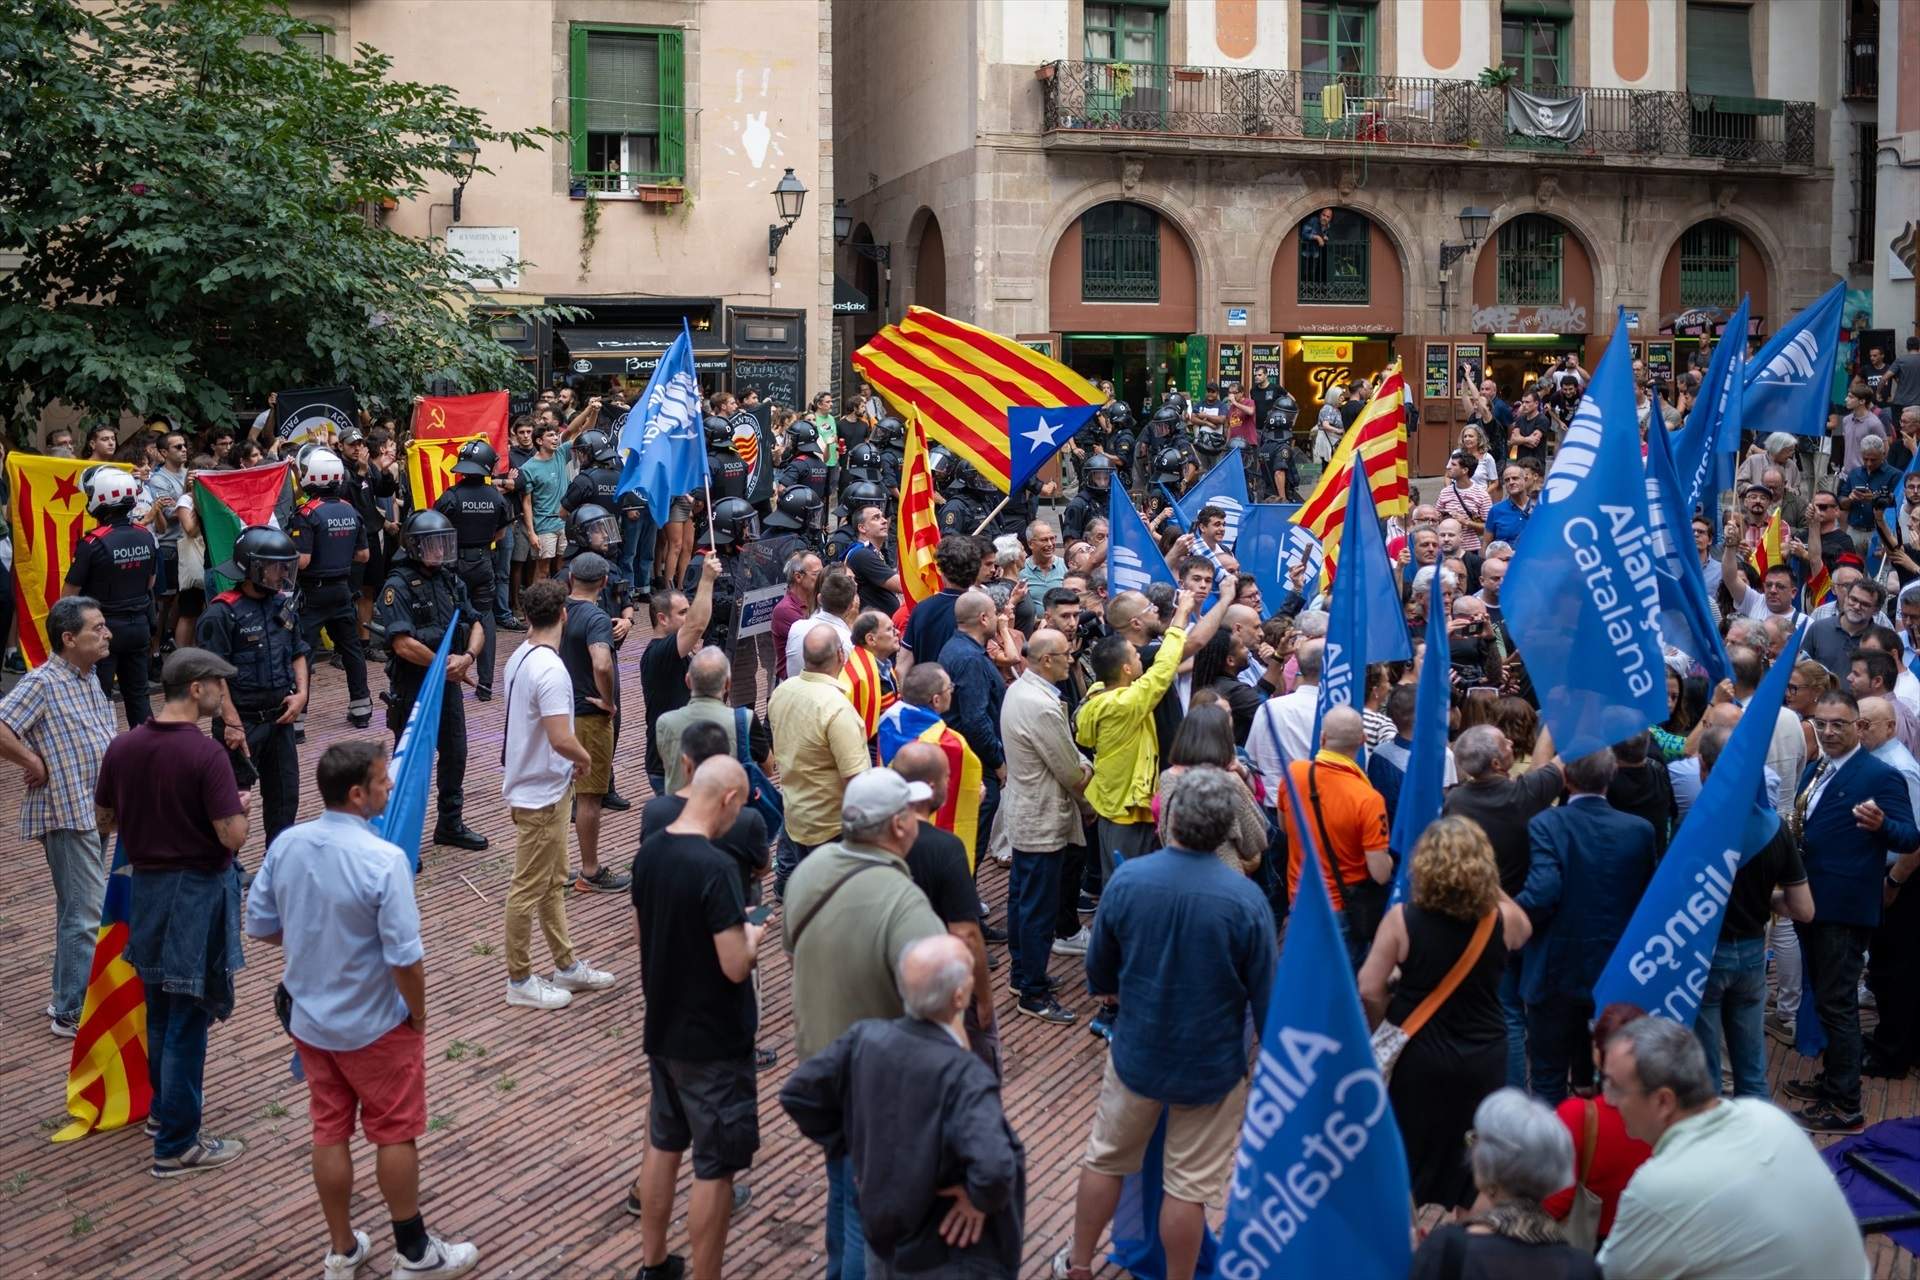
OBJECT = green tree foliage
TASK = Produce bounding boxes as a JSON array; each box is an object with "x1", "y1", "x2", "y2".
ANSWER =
[{"x1": 0, "y1": 0, "x2": 568, "y2": 436}]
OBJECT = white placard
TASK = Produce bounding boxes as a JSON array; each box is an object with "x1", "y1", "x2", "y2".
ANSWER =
[{"x1": 446, "y1": 225, "x2": 520, "y2": 289}]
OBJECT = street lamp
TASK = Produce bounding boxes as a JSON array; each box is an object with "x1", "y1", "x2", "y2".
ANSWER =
[
  {"x1": 767, "y1": 167, "x2": 808, "y2": 275},
  {"x1": 833, "y1": 198, "x2": 854, "y2": 245},
  {"x1": 832, "y1": 197, "x2": 894, "y2": 317},
  {"x1": 447, "y1": 136, "x2": 480, "y2": 223},
  {"x1": 1438, "y1": 205, "x2": 1492, "y2": 328}
]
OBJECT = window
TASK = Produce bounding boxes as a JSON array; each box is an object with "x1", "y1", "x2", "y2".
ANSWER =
[
  {"x1": 1081, "y1": 202, "x2": 1159, "y2": 302},
  {"x1": 1679, "y1": 222, "x2": 1740, "y2": 308},
  {"x1": 1082, "y1": 3, "x2": 1167, "y2": 128},
  {"x1": 569, "y1": 25, "x2": 685, "y2": 192},
  {"x1": 1500, "y1": 1, "x2": 1570, "y2": 87},
  {"x1": 1496, "y1": 215, "x2": 1564, "y2": 306},
  {"x1": 1853, "y1": 124, "x2": 1878, "y2": 267},
  {"x1": 1301, "y1": 2, "x2": 1376, "y2": 90},
  {"x1": 1083, "y1": 2, "x2": 1163, "y2": 64},
  {"x1": 1298, "y1": 209, "x2": 1371, "y2": 305},
  {"x1": 241, "y1": 29, "x2": 328, "y2": 57}
]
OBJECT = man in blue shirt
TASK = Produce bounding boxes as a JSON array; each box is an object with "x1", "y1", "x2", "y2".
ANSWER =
[
  {"x1": 1838, "y1": 433, "x2": 1901, "y2": 558},
  {"x1": 246, "y1": 740, "x2": 480, "y2": 1280},
  {"x1": 937, "y1": 589, "x2": 1007, "y2": 868},
  {"x1": 1483, "y1": 461, "x2": 1538, "y2": 547},
  {"x1": 1055, "y1": 769, "x2": 1276, "y2": 1280},
  {"x1": 898, "y1": 535, "x2": 982, "y2": 677}
]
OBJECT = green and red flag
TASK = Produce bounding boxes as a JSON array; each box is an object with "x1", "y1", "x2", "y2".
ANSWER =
[{"x1": 195, "y1": 461, "x2": 290, "y2": 591}]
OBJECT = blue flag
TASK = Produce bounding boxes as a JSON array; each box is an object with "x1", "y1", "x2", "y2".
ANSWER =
[
  {"x1": 1317, "y1": 464, "x2": 1411, "y2": 744},
  {"x1": 615, "y1": 321, "x2": 710, "y2": 525},
  {"x1": 1237, "y1": 503, "x2": 1322, "y2": 619},
  {"x1": 1108, "y1": 474, "x2": 1175, "y2": 597},
  {"x1": 1389, "y1": 567, "x2": 1450, "y2": 905},
  {"x1": 1673, "y1": 296, "x2": 1751, "y2": 516},
  {"x1": 1109, "y1": 1112, "x2": 1222, "y2": 1279},
  {"x1": 1743, "y1": 280, "x2": 1844, "y2": 437},
  {"x1": 1504, "y1": 319, "x2": 1670, "y2": 760},
  {"x1": 1644, "y1": 390, "x2": 1731, "y2": 686},
  {"x1": 1216, "y1": 766, "x2": 1413, "y2": 1279},
  {"x1": 1162, "y1": 452, "x2": 1251, "y2": 546},
  {"x1": 372, "y1": 610, "x2": 459, "y2": 872},
  {"x1": 1009, "y1": 404, "x2": 1100, "y2": 492},
  {"x1": 1591, "y1": 624, "x2": 1801, "y2": 1022}
]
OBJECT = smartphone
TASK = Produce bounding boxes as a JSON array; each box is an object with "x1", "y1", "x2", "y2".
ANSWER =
[
  {"x1": 746, "y1": 904, "x2": 774, "y2": 926},
  {"x1": 1467, "y1": 685, "x2": 1500, "y2": 699}
]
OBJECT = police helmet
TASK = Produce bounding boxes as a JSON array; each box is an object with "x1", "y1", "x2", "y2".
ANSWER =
[
  {"x1": 567, "y1": 502, "x2": 619, "y2": 554},
  {"x1": 1149, "y1": 404, "x2": 1183, "y2": 430},
  {"x1": 704, "y1": 415, "x2": 733, "y2": 449},
  {"x1": 788, "y1": 420, "x2": 819, "y2": 449},
  {"x1": 576, "y1": 428, "x2": 618, "y2": 467},
  {"x1": 81, "y1": 465, "x2": 140, "y2": 521},
  {"x1": 792, "y1": 434, "x2": 823, "y2": 459},
  {"x1": 1193, "y1": 421, "x2": 1227, "y2": 454},
  {"x1": 1107, "y1": 401, "x2": 1134, "y2": 430},
  {"x1": 451, "y1": 438, "x2": 498, "y2": 478},
  {"x1": 926, "y1": 447, "x2": 957, "y2": 488},
  {"x1": 296, "y1": 445, "x2": 347, "y2": 495},
  {"x1": 845, "y1": 441, "x2": 883, "y2": 477},
  {"x1": 1082, "y1": 452, "x2": 1114, "y2": 491},
  {"x1": 965, "y1": 466, "x2": 1001, "y2": 496},
  {"x1": 766, "y1": 484, "x2": 822, "y2": 531},
  {"x1": 1265, "y1": 391, "x2": 1300, "y2": 432},
  {"x1": 842, "y1": 480, "x2": 889, "y2": 521},
  {"x1": 873, "y1": 416, "x2": 904, "y2": 449},
  {"x1": 1153, "y1": 445, "x2": 1192, "y2": 484},
  {"x1": 710, "y1": 496, "x2": 757, "y2": 548},
  {"x1": 400, "y1": 509, "x2": 458, "y2": 567},
  {"x1": 225, "y1": 524, "x2": 299, "y2": 590}
]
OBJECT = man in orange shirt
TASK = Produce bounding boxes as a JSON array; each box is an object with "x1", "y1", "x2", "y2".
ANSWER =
[{"x1": 1281, "y1": 705, "x2": 1391, "y2": 968}]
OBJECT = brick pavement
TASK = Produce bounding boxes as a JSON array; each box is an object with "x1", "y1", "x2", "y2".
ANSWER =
[{"x1": 0, "y1": 629, "x2": 1913, "y2": 1278}]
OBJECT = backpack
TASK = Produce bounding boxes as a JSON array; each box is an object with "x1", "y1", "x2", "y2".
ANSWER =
[{"x1": 735, "y1": 706, "x2": 785, "y2": 837}]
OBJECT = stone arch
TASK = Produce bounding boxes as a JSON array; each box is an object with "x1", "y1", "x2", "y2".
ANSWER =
[
  {"x1": 904, "y1": 207, "x2": 947, "y2": 315},
  {"x1": 1034, "y1": 180, "x2": 1213, "y2": 336},
  {"x1": 1641, "y1": 202, "x2": 1788, "y2": 333},
  {"x1": 1263, "y1": 201, "x2": 1414, "y2": 334},
  {"x1": 1469, "y1": 205, "x2": 1610, "y2": 335},
  {"x1": 1252, "y1": 191, "x2": 1419, "y2": 332}
]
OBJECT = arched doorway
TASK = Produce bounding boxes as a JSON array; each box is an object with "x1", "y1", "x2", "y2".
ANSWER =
[
  {"x1": 1470, "y1": 212, "x2": 1598, "y2": 399},
  {"x1": 1048, "y1": 200, "x2": 1199, "y2": 411},
  {"x1": 913, "y1": 213, "x2": 947, "y2": 314},
  {"x1": 1270, "y1": 206, "x2": 1407, "y2": 421},
  {"x1": 1659, "y1": 218, "x2": 1772, "y2": 364}
]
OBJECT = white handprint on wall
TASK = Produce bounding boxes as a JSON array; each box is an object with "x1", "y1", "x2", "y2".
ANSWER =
[{"x1": 740, "y1": 110, "x2": 771, "y2": 169}]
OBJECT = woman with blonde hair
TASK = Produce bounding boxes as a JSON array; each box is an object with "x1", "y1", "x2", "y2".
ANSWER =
[{"x1": 1361, "y1": 816, "x2": 1532, "y2": 1213}]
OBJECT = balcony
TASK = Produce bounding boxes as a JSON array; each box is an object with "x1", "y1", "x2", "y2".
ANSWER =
[
  {"x1": 1036, "y1": 61, "x2": 1817, "y2": 172},
  {"x1": 1845, "y1": 34, "x2": 1878, "y2": 98}
]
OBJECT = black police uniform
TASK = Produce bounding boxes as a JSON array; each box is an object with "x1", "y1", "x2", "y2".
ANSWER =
[
  {"x1": 992, "y1": 475, "x2": 1046, "y2": 538},
  {"x1": 562, "y1": 461, "x2": 652, "y2": 584},
  {"x1": 66, "y1": 517, "x2": 158, "y2": 727},
  {"x1": 197, "y1": 584, "x2": 307, "y2": 847},
  {"x1": 1061, "y1": 481, "x2": 1106, "y2": 541},
  {"x1": 435, "y1": 479, "x2": 514, "y2": 696},
  {"x1": 777, "y1": 455, "x2": 829, "y2": 506},
  {"x1": 936, "y1": 490, "x2": 980, "y2": 537},
  {"x1": 289, "y1": 493, "x2": 371, "y2": 721},
  {"x1": 373, "y1": 554, "x2": 480, "y2": 838},
  {"x1": 708, "y1": 447, "x2": 750, "y2": 501}
]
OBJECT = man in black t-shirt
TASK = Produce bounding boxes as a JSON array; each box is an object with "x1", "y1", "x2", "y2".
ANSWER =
[
  {"x1": 640, "y1": 720, "x2": 771, "y2": 907},
  {"x1": 628, "y1": 756, "x2": 763, "y2": 1279},
  {"x1": 640, "y1": 554, "x2": 720, "y2": 792},
  {"x1": 842, "y1": 501, "x2": 902, "y2": 615},
  {"x1": 562, "y1": 556, "x2": 628, "y2": 894},
  {"x1": 1695, "y1": 722, "x2": 1812, "y2": 1097}
]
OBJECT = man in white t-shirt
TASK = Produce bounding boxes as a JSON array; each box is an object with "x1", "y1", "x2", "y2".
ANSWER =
[{"x1": 498, "y1": 578, "x2": 613, "y2": 1011}]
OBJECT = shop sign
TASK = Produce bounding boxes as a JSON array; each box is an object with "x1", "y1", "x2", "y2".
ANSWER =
[
  {"x1": 1298, "y1": 338, "x2": 1354, "y2": 363},
  {"x1": 1226, "y1": 307, "x2": 1248, "y2": 327},
  {"x1": 1423, "y1": 343, "x2": 1451, "y2": 399}
]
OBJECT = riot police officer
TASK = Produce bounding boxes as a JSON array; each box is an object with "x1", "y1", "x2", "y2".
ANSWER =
[
  {"x1": 66, "y1": 465, "x2": 159, "y2": 727},
  {"x1": 373, "y1": 510, "x2": 488, "y2": 851},
  {"x1": 562, "y1": 502, "x2": 638, "y2": 811},
  {"x1": 1152, "y1": 442, "x2": 1200, "y2": 499},
  {"x1": 936, "y1": 456, "x2": 984, "y2": 538},
  {"x1": 1061, "y1": 451, "x2": 1113, "y2": 540},
  {"x1": 1254, "y1": 395, "x2": 1303, "y2": 501},
  {"x1": 434, "y1": 439, "x2": 514, "y2": 701},
  {"x1": 289, "y1": 445, "x2": 371, "y2": 731},
  {"x1": 702, "y1": 495, "x2": 761, "y2": 649},
  {"x1": 197, "y1": 525, "x2": 307, "y2": 852},
  {"x1": 706, "y1": 415, "x2": 750, "y2": 502},
  {"x1": 778, "y1": 422, "x2": 830, "y2": 510},
  {"x1": 760, "y1": 485, "x2": 824, "y2": 566},
  {"x1": 991, "y1": 469, "x2": 1056, "y2": 539}
]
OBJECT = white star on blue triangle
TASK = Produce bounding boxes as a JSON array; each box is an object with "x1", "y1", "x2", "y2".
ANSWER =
[{"x1": 1007, "y1": 404, "x2": 1100, "y2": 490}]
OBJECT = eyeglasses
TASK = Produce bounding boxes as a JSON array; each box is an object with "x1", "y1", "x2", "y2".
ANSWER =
[{"x1": 1811, "y1": 718, "x2": 1856, "y2": 731}]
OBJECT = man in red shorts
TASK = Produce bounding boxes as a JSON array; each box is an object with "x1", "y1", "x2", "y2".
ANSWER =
[{"x1": 246, "y1": 740, "x2": 478, "y2": 1279}]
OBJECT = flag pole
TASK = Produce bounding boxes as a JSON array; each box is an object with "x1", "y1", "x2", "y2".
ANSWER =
[
  {"x1": 684, "y1": 317, "x2": 717, "y2": 555},
  {"x1": 970, "y1": 496, "x2": 1011, "y2": 537}
]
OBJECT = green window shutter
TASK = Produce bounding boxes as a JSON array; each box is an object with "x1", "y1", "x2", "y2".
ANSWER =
[
  {"x1": 1502, "y1": 0, "x2": 1572, "y2": 17},
  {"x1": 586, "y1": 32, "x2": 660, "y2": 134},
  {"x1": 658, "y1": 31, "x2": 685, "y2": 180},
  {"x1": 1686, "y1": 3, "x2": 1755, "y2": 97},
  {"x1": 569, "y1": 24, "x2": 589, "y2": 176}
]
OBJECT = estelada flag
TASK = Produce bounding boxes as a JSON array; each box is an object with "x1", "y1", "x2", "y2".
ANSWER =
[
  {"x1": 876, "y1": 701, "x2": 984, "y2": 869},
  {"x1": 8, "y1": 454, "x2": 124, "y2": 668},
  {"x1": 896, "y1": 410, "x2": 943, "y2": 605},
  {"x1": 839, "y1": 647, "x2": 898, "y2": 741},
  {"x1": 414, "y1": 392, "x2": 509, "y2": 472},
  {"x1": 853, "y1": 306, "x2": 1102, "y2": 492},
  {"x1": 407, "y1": 434, "x2": 485, "y2": 512},
  {"x1": 1295, "y1": 364, "x2": 1412, "y2": 570},
  {"x1": 53, "y1": 838, "x2": 150, "y2": 1141},
  {"x1": 196, "y1": 462, "x2": 291, "y2": 593}
]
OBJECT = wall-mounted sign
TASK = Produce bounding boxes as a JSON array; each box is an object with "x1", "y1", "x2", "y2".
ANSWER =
[
  {"x1": 1216, "y1": 342, "x2": 1244, "y2": 386},
  {"x1": 1453, "y1": 342, "x2": 1485, "y2": 394},
  {"x1": 445, "y1": 225, "x2": 520, "y2": 290},
  {"x1": 1298, "y1": 338, "x2": 1355, "y2": 363},
  {"x1": 1250, "y1": 343, "x2": 1281, "y2": 382},
  {"x1": 1423, "y1": 343, "x2": 1451, "y2": 400},
  {"x1": 1645, "y1": 340, "x2": 1675, "y2": 386},
  {"x1": 1226, "y1": 307, "x2": 1248, "y2": 327},
  {"x1": 1019, "y1": 338, "x2": 1054, "y2": 358}
]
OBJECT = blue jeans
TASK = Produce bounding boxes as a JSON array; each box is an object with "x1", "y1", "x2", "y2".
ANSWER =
[
  {"x1": 493, "y1": 526, "x2": 514, "y2": 615},
  {"x1": 1696, "y1": 936, "x2": 1769, "y2": 1098},
  {"x1": 1498, "y1": 955, "x2": 1529, "y2": 1091},
  {"x1": 1006, "y1": 848, "x2": 1063, "y2": 999},
  {"x1": 623, "y1": 508, "x2": 656, "y2": 587},
  {"x1": 42, "y1": 829, "x2": 106, "y2": 1019},
  {"x1": 774, "y1": 830, "x2": 825, "y2": 901},
  {"x1": 1525, "y1": 991, "x2": 1595, "y2": 1107},
  {"x1": 826, "y1": 1152, "x2": 867, "y2": 1280},
  {"x1": 147, "y1": 985, "x2": 212, "y2": 1159}
]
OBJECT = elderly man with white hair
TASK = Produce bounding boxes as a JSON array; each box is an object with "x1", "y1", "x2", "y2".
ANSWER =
[{"x1": 1839, "y1": 432, "x2": 1902, "y2": 557}]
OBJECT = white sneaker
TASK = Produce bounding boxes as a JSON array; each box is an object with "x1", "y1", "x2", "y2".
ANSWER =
[
  {"x1": 1052, "y1": 926, "x2": 1092, "y2": 957},
  {"x1": 504, "y1": 975, "x2": 572, "y2": 1010},
  {"x1": 552, "y1": 961, "x2": 617, "y2": 993},
  {"x1": 392, "y1": 1234, "x2": 479, "y2": 1278},
  {"x1": 322, "y1": 1228, "x2": 370, "y2": 1279}
]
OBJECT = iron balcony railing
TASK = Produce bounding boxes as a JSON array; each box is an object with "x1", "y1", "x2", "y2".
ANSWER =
[
  {"x1": 1845, "y1": 33, "x2": 1878, "y2": 98},
  {"x1": 1038, "y1": 61, "x2": 1817, "y2": 169},
  {"x1": 1298, "y1": 239, "x2": 1370, "y2": 304}
]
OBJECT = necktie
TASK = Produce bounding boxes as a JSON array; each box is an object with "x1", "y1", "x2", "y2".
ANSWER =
[{"x1": 1793, "y1": 756, "x2": 1830, "y2": 841}]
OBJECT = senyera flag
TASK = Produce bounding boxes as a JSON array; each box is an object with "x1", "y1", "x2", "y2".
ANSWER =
[
  {"x1": 413, "y1": 391, "x2": 509, "y2": 473},
  {"x1": 52, "y1": 837, "x2": 151, "y2": 1141},
  {"x1": 406, "y1": 434, "x2": 485, "y2": 513},
  {"x1": 1295, "y1": 365, "x2": 1411, "y2": 568},
  {"x1": 8, "y1": 453, "x2": 114, "y2": 668},
  {"x1": 196, "y1": 461, "x2": 291, "y2": 593},
  {"x1": 839, "y1": 646, "x2": 896, "y2": 741},
  {"x1": 854, "y1": 306, "x2": 1102, "y2": 492},
  {"x1": 895, "y1": 409, "x2": 943, "y2": 605}
]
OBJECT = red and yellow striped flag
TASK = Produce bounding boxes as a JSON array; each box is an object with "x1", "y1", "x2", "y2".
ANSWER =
[
  {"x1": 8, "y1": 454, "x2": 127, "y2": 669},
  {"x1": 53, "y1": 840, "x2": 150, "y2": 1141},
  {"x1": 839, "y1": 646, "x2": 898, "y2": 741},
  {"x1": 1805, "y1": 559, "x2": 1834, "y2": 609},
  {"x1": 1747, "y1": 510, "x2": 1786, "y2": 579},
  {"x1": 1295, "y1": 365, "x2": 1411, "y2": 569},
  {"x1": 406, "y1": 434, "x2": 484, "y2": 512},
  {"x1": 852, "y1": 306, "x2": 1102, "y2": 491},
  {"x1": 876, "y1": 702, "x2": 985, "y2": 870},
  {"x1": 896, "y1": 410, "x2": 943, "y2": 605}
]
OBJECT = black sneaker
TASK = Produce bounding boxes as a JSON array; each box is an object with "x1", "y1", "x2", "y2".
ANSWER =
[
  {"x1": 1795, "y1": 1102, "x2": 1865, "y2": 1134},
  {"x1": 497, "y1": 614, "x2": 528, "y2": 632},
  {"x1": 1782, "y1": 1075, "x2": 1826, "y2": 1104},
  {"x1": 755, "y1": 1046, "x2": 778, "y2": 1071},
  {"x1": 575, "y1": 866, "x2": 632, "y2": 894},
  {"x1": 474, "y1": 687, "x2": 492, "y2": 702},
  {"x1": 602, "y1": 789, "x2": 632, "y2": 812},
  {"x1": 1018, "y1": 995, "x2": 1077, "y2": 1024},
  {"x1": 980, "y1": 921, "x2": 1009, "y2": 944},
  {"x1": 636, "y1": 1254, "x2": 687, "y2": 1280},
  {"x1": 433, "y1": 824, "x2": 488, "y2": 851},
  {"x1": 1077, "y1": 892, "x2": 1098, "y2": 915}
]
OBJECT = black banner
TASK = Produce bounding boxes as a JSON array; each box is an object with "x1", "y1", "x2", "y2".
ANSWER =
[
  {"x1": 273, "y1": 384, "x2": 359, "y2": 444},
  {"x1": 733, "y1": 405, "x2": 777, "y2": 504}
]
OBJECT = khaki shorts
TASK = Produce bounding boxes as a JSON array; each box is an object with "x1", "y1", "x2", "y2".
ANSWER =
[
  {"x1": 1082, "y1": 1054, "x2": 1248, "y2": 1205},
  {"x1": 576, "y1": 713, "x2": 613, "y2": 796},
  {"x1": 534, "y1": 529, "x2": 562, "y2": 559}
]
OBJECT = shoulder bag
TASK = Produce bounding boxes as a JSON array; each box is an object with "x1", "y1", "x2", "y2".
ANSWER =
[
  {"x1": 1562, "y1": 1098, "x2": 1604, "y2": 1253},
  {"x1": 787, "y1": 859, "x2": 882, "y2": 950},
  {"x1": 1371, "y1": 907, "x2": 1497, "y2": 1079},
  {"x1": 734, "y1": 707, "x2": 785, "y2": 837}
]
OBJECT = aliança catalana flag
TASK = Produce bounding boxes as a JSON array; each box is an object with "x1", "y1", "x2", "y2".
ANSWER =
[
  {"x1": 407, "y1": 434, "x2": 485, "y2": 512},
  {"x1": 8, "y1": 454, "x2": 127, "y2": 668},
  {"x1": 876, "y1": 701, "x2": 984, "y2": 869},
  {"x1": 196, "y1": 462, "x2": 290, "y2": 593}
]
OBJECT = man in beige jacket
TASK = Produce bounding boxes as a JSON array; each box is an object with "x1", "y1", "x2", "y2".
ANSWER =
[{"x1": 1000, "y1": 627, "x2": 1093, "y2": 1024}]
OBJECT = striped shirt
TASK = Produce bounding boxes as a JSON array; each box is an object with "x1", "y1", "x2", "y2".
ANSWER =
[
  {"x1": 1435, "y1": 482, "x2": 1492, "y2": 551},
  {"x1": 0, "y1": 655, "x2": 115, "y2": 839}
]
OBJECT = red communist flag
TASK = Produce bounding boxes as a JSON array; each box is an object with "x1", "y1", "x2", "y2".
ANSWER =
[{"x1": 413, "y1": 392, "x2": 509, "y2": 471}]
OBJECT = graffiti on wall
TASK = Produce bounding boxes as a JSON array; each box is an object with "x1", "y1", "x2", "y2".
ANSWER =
[{"x1": 1468, "y1": 299, "x2": 1591, "y2": 334}]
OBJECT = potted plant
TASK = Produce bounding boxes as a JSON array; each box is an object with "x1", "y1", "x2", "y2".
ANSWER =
[
  {"x1": 1035, "y1": 63, "x2": 1056, "y2": 82},
  {"x1": 1478, "y1": 65, "x2": 1517, "y2": 88}
]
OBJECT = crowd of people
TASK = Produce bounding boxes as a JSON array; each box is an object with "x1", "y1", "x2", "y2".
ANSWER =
[{"x1": 10, "y1": 346, "x2": 1920, "y2": 1279}]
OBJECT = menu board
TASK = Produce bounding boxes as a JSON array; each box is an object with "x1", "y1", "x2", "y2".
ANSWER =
[
  {"x1": 1452, "y1": 342, "x2": 1485, "y2": 396},
  {"x1": 1423, "y1": 343, "x2": 1451, "y2": 399},
  {"x1": 1645, "y1": 340, "x2": 1675, "y2": 388},
  {"x1": 1250, "y1": 343, "x2": 1281, "y2": 382},
  {"x1": 1216, "y1": 341, "x2": 1244, "y2": 387},
  {"x1": 731, "y1": 357, "x2": 800, "y2": 411}
]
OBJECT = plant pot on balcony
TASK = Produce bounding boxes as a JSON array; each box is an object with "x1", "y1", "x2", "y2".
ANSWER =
[
  {"x1": 1173, "y1": 68, "x2": 1204, "y2": 83},
  {"x1": 637, "y1": 185, "x2": 686, "y2": 205},
  {"x1": 1035, "y1": 64, "x2": 1056, "y2": 82}
]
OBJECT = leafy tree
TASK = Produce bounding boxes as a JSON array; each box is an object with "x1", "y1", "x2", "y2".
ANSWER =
[{"x1": 0, "y1": 0, "x2": 566, "y2": 438}]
